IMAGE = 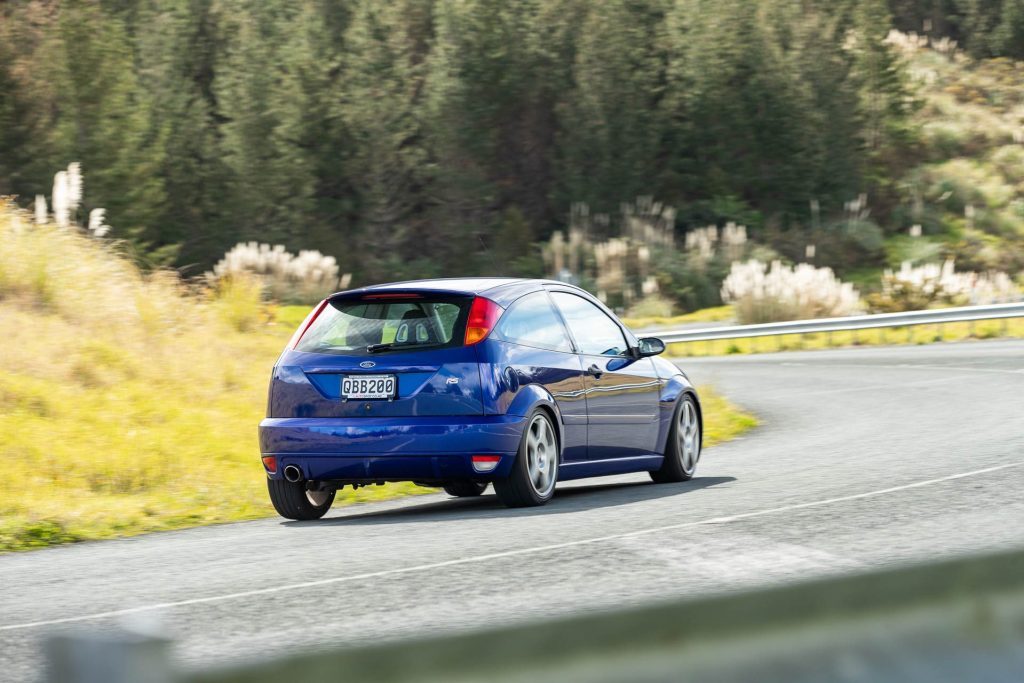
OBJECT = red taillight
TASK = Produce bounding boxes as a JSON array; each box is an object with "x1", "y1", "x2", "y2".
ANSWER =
[
  {"x1": 465, "y1": 297, "x2": 503, "y2": 345},
  {"x1": 261, "y1": 456, "x2": 277, "y2": 473},
  {"x1": 287, "y1": 298, "x2": 331, "y2": 350}
]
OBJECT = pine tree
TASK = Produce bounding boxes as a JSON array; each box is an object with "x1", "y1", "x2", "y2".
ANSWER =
[
  {"x1": 131, "y1": 0, "x2": 233, "y2": 267},
  {"x1": 556, "y1": 0, "x2": 669, "y2": 222},
  {"x1": 664, "y1": 0, "x2": 820, "y2": 224},
  {"x1": 956, "y1": 0, "x2": 1004, "y2": 56},
  {"x1": 775, "y1": 1, "x2": 862, "y2": 209},
  {"x1": 283, "y1": 2, "x2": 357, "y2": 262},
  {"x1": 0, "y1": 15, "x2": 50, "y2": 198},
  {"x1": 338, "y1": 0, "x2": 433, "y2": 281},
  {"x1": 38, "y1": 1, "x2": 165, "y2": 245},
  {"x1": 851, "y1": 0, "x2": 915, "y2": 184},
  {"x1": 993, "y1": 0, "x2": 1024, "y2": 58},
  {"x1": 215, "y1": 0, "x2": 318, "y2": 248},
  {"x1": 428, "y1": 0, "x2": 581, "y2": 233}
]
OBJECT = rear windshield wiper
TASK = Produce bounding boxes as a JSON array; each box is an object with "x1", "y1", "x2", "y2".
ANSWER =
[{"x1": 366, "y1": 342, "x2": 444, "y2": 353}]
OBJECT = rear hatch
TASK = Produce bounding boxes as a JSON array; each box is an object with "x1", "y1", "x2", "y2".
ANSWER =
[{"x1": 269, "y1": 292, "x2": 494, "y2": 418}]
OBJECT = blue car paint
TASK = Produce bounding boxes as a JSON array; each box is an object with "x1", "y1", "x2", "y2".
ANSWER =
[
  {"x1": 259, "y1": 277, "x2": 701, "y2": 486},
  {"x1": 260, "y1": 415, "x2": 522, "y2": 481},
  {"x1": 476, "y1": 340, "x2": 588, "y2": 462}
]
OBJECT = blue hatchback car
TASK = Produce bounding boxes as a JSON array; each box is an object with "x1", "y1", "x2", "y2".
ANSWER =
[{"x1": 260, "y1": 278, "x2": 702, "y2": 519}]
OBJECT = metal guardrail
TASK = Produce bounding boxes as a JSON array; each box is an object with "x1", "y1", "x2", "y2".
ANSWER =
[
  {"x1": 646, "y1": 301, "x2": 1024, "y2": 344},
  {"x1": 46, "y1": 547, "x2": 1024, "y2": 683}
]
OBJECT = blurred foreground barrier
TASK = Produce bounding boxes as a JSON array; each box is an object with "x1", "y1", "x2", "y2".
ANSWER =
[
  {"x1": 47, "y1": 547, "x2": 1024, "y2": 682},
  {"x1": 649, "y1": 301, "x2": 1024, "y2": 343}
]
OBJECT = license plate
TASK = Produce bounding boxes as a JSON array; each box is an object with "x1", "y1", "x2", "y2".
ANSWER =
[{"x1": 341, "y1": 374, "x2": 396, "y2": 400}]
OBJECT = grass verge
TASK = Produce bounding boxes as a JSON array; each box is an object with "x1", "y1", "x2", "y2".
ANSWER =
[
  {"x1": 698, "y1": 386, "x2": 758, "y2": 446},
  {"x1": 621, "y1": 305, "x2": 733, "y2": 330}
]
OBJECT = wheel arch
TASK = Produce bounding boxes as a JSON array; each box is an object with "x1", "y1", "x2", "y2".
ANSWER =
[
  {"x1": 506, "y1": 383, "x2": 565, "y2": 462},
  {"x1": 657, "y1": 374, "x2": 702, "y2": 454}
]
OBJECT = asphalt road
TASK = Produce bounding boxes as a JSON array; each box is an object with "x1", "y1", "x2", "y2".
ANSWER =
[{"x1": 2, "y1": 340, "x2": 1023, "y2": 681}]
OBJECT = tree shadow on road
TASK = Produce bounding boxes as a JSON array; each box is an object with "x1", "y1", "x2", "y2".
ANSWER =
[{"x1": 284, "y1": 475, "x2": 737, "y2": 527}]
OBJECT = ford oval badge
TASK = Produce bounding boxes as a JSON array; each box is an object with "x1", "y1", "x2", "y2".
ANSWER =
[{"x1": 359, "y1": 361, "x2": 376, "y2": 368}]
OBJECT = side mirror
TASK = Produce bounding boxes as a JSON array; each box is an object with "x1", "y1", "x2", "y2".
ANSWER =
[{"x1": 636, "y1": 337, "x2": 666, "y2": 357}]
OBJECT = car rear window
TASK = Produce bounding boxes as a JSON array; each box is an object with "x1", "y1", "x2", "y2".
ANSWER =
[{"x1": 294, "y1": 297, "x2": 471, "y2": 355}]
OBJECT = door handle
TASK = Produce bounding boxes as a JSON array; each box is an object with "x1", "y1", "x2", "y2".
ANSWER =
[{"x1": 586, "y1": 364, "x2": 603, "y2": 379}]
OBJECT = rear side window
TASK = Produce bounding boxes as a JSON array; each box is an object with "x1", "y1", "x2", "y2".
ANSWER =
[
  {"x1": 492, "y1": 292, "x2": 573, "y2": 352},
  {"x1": 550, "y1": 292, "x2": 629, "y2": 356},
  {"x1": 295, "y1": 297, "x2": 469, "y2": 355}
]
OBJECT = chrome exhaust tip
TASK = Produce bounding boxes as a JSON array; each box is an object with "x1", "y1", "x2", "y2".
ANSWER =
[{"x1": 283, "y1": 465, "x2": 304, "y2": 483}]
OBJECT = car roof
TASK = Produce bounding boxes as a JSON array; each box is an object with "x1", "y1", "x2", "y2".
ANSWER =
[{"x1": 339, "y1": 277, "x2": 594, "y2": 307}]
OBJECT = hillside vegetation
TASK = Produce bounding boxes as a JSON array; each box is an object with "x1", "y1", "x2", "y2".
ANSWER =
[
  {"x1": 895, "y1": 41, "x2": 1024, "y2": 275},
  {"x1": 0, "y1": 0, "x2": 1010, "y2": 286}
]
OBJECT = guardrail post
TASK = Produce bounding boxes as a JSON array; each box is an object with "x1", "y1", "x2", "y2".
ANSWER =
[{"x1": 45, "y1": 627, "x2": 176, "y2": 683}]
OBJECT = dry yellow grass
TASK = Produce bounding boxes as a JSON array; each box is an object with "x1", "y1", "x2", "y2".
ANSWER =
[
  {"x1": 698, "y1": 386, "x2": 757, "y2": 446},
  {"x1": 621, "y1": 305, "x2": 733, "y2": 329},
  {"x1": 0, "y1": 202, "x2": 429, "y2": 551}
]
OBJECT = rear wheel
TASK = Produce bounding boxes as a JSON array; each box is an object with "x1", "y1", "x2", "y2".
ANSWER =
[
  {"x1": 494, "y1": 410, "x2": 559, "y2": 508},
  {"x1": 651, "y1": 394, "x2": 701, "y2": 483},
  {"x1": 267, "y1": 478, "x2": 336, "y2": 520},
  {"x1": 443, "y1": 481, "x2": 489, "y2": 497}
]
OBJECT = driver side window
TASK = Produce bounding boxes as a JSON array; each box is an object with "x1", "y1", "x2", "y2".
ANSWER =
[{"x1": 550, "y1": 292, "x2": 629, "y2": 356}]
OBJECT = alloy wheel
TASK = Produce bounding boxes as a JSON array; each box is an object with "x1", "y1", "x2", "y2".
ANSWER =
[
  {"x1": 678, "y1": 400, "x2": 701, "y2": 475},
  {"x1": 305, "y1": 489, "x2": 332, "y2": 507},
  {"x1": 525, "y1": 413, "x2": 558, "y2": 496}
]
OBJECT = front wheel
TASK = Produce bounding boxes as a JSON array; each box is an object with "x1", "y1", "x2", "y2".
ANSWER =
[
  {"x1": 267, "y1": 478, "x2": 335, "y2": 520},
  {"x1": 443, "y1": 481, "x2": 489, "y2": 497},
  {"x1": 494, "y1": 409, "x2": 559, "y2": 508},
  {"x1": 651, "y1": 394, "x2": 701, "y2": 483}
]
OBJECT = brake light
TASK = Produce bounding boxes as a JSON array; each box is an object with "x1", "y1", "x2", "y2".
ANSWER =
[
  {"x1": 465, "y1": 297, "x2": 503, "y2": 345},
  {"x1": 287, "y1": 298, "x2": 331, "y2": 350},
  {"x1": 363, "y1": 293, "x2": 423, "y2": 300}
]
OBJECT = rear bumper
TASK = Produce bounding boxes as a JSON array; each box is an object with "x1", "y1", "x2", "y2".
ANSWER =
[{"x1": 259, "y1": 415, "x2": 524, "y2": 481}]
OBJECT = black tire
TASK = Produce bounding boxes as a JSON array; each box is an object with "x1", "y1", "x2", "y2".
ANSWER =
[
  {"x1": 494, "y1": 409, "x2": 559, "y2": 508},
  {"x1": 443, "y1": 481, "x2": 489, "y2": 497},
  {"x1": 267, "y1": 478, "x2": 335, "y2": 520},
  {"x1": 651, "y1": 393, "x2": 701, "y2": 483}
]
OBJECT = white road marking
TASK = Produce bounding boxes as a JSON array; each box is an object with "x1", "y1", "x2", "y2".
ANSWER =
[{"x1": 3, "y1": 460, "x2": 1023, "y2": 633}]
